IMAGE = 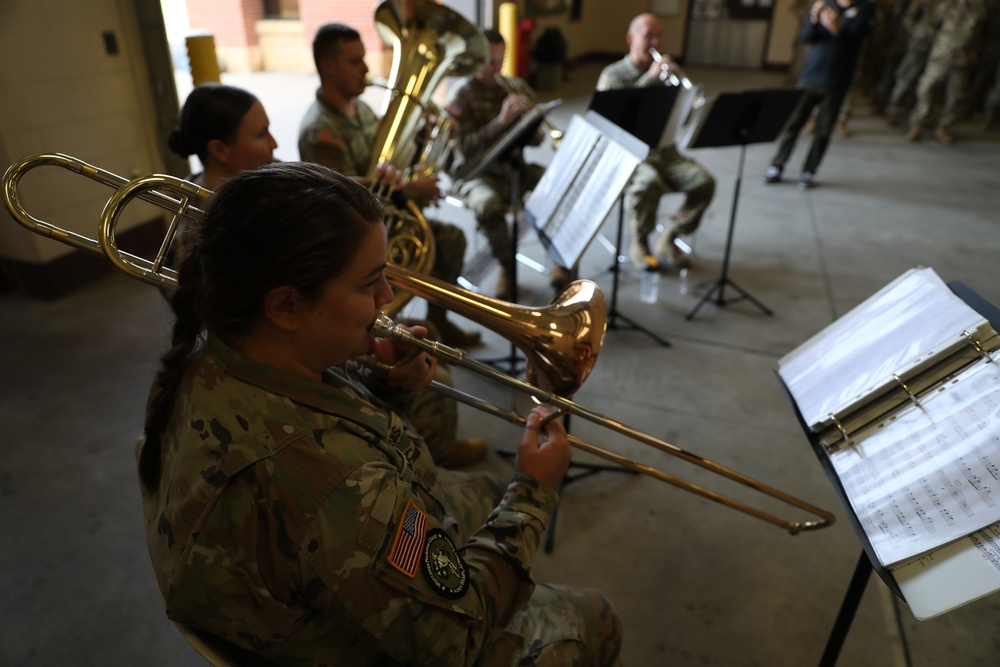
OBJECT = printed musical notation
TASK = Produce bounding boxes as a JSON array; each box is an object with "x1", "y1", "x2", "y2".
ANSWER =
[{"x1": 832, "y1": 361, "x2": 1000, "y2": 568}]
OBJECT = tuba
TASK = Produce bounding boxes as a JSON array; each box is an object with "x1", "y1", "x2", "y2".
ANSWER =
[
  {"x1": 369, "y1": 0, "x2": 488, "y2": 176},
  {"x1": 366, "y1": 0, "x2": 489, "y2": 316}
]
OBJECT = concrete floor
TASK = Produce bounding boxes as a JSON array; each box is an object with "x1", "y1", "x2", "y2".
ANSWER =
[{"x1": 2, "y1": 62, "x2": 1000, "y2": 666}]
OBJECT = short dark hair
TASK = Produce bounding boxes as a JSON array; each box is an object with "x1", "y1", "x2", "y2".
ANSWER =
[
  {"x1": 482, "y1": 28, "x2": 505, "y2": 46},
  {"x1": 312, "y1": 22, "x2": 362, "y2": 70},
  {"x1": 168, "y1": 84, "x2": 258, "y2": 163}
]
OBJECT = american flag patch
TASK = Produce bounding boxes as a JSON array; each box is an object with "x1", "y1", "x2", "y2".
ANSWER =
[{"x1": 387, "y1": 499, "x2": 428, "y2": 578}]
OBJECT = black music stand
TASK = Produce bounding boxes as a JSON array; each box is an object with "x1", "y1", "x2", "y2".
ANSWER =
[
  {"x1": 581, "y1": 87, "x2": 683, "y2": 347},
  {"x1": 462, "y1": 100, "x2": 560, "y2": 375},
  {"x1": 779, "y1": 280, "x2": 1000, "y2": 666},
  {"x1": 682, "y1": 89, "x2": 804, "y2": 320}
]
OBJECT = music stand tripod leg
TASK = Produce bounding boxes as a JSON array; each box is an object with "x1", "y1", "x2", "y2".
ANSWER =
[
  {"x1": 478, "y1": 167, "x2": 525, "y2": 375},
  {"x1": 606, "y1": 197, "x2": 671, "y2": 347},
  {"x1": 543, "y1": 414, "x2": 640, "y2": 552},
  {"x1": 819, "y1": 551, "x2": 873, "y2": 667},
  {"x1": 686, "y1": 142, "x2": 772, "y2": 319}
]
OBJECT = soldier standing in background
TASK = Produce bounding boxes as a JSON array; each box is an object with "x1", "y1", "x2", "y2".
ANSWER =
[
  {"x1": 884, "y1": 0, "x2": 949, "y2": 126},
  {"x1": 906, "y1": 0, "x2": 989, "y2": 143}
]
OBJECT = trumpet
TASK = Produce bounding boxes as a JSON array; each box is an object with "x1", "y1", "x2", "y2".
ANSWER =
[
  {"x1": 649, "y1": 47, "x2": 694, "y2": 90},
  {"x1": 494, "y1": 73, "x2": 564, "y2": 149},
  {"x1": 2, "y1": 152, "x2": 835, "y2": 535}
]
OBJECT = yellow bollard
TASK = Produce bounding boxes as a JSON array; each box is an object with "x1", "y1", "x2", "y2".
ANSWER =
[
  {"x1": 498, "y1": 3, "x2": 518, "y2": 77},
  {"x1": 185, "y1": 33, "x2": 221, "y2": 86}
]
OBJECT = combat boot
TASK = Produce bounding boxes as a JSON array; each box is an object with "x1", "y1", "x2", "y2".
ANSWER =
[
  {"x1": 654, "y1": 230, "x2": 691, "y2": 270},
  {"x1": 628, "y1": 235, "x2": 658, "y2": 271},
  {"x1": 906, "y1": 124, "x2": 923, "y2": 142},
  {"x1": 935, "y1": 123, "x2": 954, "y2": 145}
]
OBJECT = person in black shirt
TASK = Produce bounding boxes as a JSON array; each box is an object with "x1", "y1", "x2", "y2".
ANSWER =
[{"x1": 763, "y1": 0, "x2": 874, "y2": 189}]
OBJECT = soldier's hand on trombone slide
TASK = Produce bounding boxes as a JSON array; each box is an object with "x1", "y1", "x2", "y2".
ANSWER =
[{"x1": 516, "y1": 406, "x2": 571, "y2": 490}]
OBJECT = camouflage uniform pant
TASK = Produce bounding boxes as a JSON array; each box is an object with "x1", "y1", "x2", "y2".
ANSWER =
[
  {"x1": 437, "y1": 468, "x2": 625, "y2": 667},
  {"x1": 910, "y1": 61, "x2": 974, "y2": 128},
  {"x1": 771, "y1": 84, "x2": 849, "y2": 175},
  {"x1": 457, "y1": 164, "x2": 546, "y2": 265},
  {"x1": 625, "y1": 144, "x2": 715, "y2": 241},
  {"x1": 428, "y1": 217, "x2": 467, "y2": 285},
  {"x1": 885, "y1": 31, "x2": 936, "y2": 116}
]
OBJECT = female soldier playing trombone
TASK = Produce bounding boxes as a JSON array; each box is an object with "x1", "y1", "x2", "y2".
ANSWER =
[{"x1": 137, "y1": 161, "x2": 622, "y2": 665}]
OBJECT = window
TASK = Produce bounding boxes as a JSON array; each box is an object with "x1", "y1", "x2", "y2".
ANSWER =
[{"x1": 262, "y1": 0, "x2": 299, "y2": 19}]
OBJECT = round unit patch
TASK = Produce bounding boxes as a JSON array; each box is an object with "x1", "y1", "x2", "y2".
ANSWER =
[{"x1": 422, "y1": 529, "x2": 468, "y2": 598}]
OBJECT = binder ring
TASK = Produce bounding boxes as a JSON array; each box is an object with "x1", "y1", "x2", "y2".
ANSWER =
[
  {"x1": 829, "y1": 413, "x2": 850, "y2": 443},
  {"x1": 893, "y1": 374, "x2": 920, "y2": 407},
  {"x1": 962, "y1": 330, "x2": 993, "y2": 363}
]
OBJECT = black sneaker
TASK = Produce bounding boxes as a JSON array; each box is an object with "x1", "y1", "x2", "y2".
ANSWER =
[
  {"x1": 763, "y1": 166, "x2": 782, "y2": 184},
  {"x1": 798, "y1": 171, "x2": 815, "y2": 190}
]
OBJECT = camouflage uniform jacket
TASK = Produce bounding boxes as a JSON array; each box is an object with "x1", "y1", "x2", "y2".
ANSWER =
[
  {"x1": 298, "y1": 90, "x2": 378, "y2": 175},
  {"x1": 445, "y1": 76, "x2": 542, "y2": 183},
  {"x1": 597, "y1": 55, "x2": 665, "y2": 92},
  {"x1": 139, "y1": 335, "x2": 558, "y2": 665},
  {"x1": 596, "y1": 56, "x2": 681, "y2": 163}
]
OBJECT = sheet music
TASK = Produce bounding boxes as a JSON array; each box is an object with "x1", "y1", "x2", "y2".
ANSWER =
[
  {"x1": 831, "y1": 361, "x2": 1000, "y2": 568},
  {"x1": 895, "y1": 522, "x2": 1000, "y2": 620},
  {"x1": 525, "y1": 112, "x2": 646, "y2": 268},
  {"x1": 778, "y1": 267, "x2": 987, "y2": 430}
]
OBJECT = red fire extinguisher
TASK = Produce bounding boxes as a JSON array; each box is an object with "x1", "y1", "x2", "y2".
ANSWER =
[{"x1": 517, "y1": 18, "x2": 535, "y2": 79}]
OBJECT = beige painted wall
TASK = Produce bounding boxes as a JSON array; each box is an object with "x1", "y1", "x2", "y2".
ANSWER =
[
  {"x1": 525, "y1": 1, "x2": 691, "y2": 61},
  {"x1": 766, "y1": 0, "x2": 806, "y2": 66},
  {"x1": 0, "y1": 0, "x2": 166, "y2": 264},
  {"x1": 511, "y1": 1, "x2": 804, "y2": 67}
]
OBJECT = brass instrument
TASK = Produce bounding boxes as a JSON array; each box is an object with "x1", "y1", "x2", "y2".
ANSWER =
[
  {"x1": 647, "y1": 47, "x2": 707, "y2": 150},
  {"x1": 2, "y1": 152, "x2": 836, "y2": 535},
  {"x1": 494, "y1": 73, "x2": 564, "y2": 149},
  {"x1": 364, "y1": 0, "x2": 489, "y2": 316},
  {"x1": 368, "y1": 0, "x2": 488, "y2": 179},
  {"x1": 648, "y1": 47, "x2": 693, "y2": 89},
  {"x1": 364, "y1": 78, "x2": 461, "y2": 179}
]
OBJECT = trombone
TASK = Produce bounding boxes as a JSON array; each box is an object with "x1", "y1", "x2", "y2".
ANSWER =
[{"x1": 3, "y1": 152, "x2": 836, "y2": 535}]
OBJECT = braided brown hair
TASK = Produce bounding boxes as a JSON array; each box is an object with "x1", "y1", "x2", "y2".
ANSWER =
[{"x1": 139, "y1": 162, "x2": 384, "y2": 491}]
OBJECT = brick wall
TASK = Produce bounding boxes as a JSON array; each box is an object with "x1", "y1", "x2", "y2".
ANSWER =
[
  {"x1": 186, "y1": 0, "x2": 261, "y2": 47},
  {"x1": 299, "y1": 0, "x2": 385, "y2": 73},
  {"x1": 183, "y1": 0, "x2": 393, "y2": 75}
]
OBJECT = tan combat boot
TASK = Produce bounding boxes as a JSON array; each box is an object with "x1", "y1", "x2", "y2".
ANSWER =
[{"x1": 935, "y1": 123, "x2": 954, "y2": 145}]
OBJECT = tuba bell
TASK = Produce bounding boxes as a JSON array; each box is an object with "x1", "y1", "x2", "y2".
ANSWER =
[
  {"x1": 368, "y1": 0, "x2": 488, "y2": 177},
  {"x1": 366, "y1": 0, "x2": 489, "y2": 317}
]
